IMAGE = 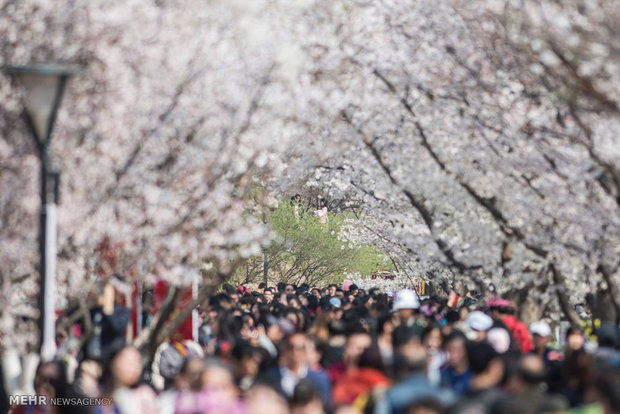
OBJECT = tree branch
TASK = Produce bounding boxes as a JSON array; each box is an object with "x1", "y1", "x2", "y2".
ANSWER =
[
  {"x1": 372, "y1": 68, "x2": 550, "y2": 259},
  {"x1": 134, "y1": 285, "x2": 182, "y2": 357},
  {"x1": 341, "y1": 110, "x2": 481, "y2": 274}
]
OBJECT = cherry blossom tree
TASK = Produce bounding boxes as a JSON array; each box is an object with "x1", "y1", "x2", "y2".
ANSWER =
[
  {"x1": 0, "y1": 0, "x2": 330, "y2": 359},
  {"x1": 276, "y1": 0, "x2": 620, "y2": 324}
]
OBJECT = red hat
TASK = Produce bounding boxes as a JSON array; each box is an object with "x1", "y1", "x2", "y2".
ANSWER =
[{"x1": 486, "y1": 298, "x2": 511, "y2": 308}]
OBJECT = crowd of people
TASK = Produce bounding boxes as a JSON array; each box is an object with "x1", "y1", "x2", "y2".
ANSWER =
[{"x1": 7, "y1": 280, "x2": 620, "y2": 414}]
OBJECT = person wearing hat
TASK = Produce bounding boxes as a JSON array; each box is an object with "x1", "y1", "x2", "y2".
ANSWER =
[
  {"x1": 392, "y1": 289, "x2": 421, "y2": 327},
  {"x1": 464, "y1": 311, "x2": 493, "y2": 342},
  {"x1": 530, "y1": 320, "x2": 563, "y2": 364},
  {"x1": 342, "y1": 279, "x2": 353, "y2": 292},
  {"x1": 326, "y1": 297, "x2": 344, "y2": 321},
  {"x1": 489, "y1": 299, "x2": 532, "y2": 353},
  {"x1": 329, "y1": 297, "x2": 342, "y2": 310}
]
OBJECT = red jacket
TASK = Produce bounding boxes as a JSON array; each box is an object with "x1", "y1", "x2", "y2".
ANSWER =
[
  {"x1": 328, "y1": 361, "x2": 347, "y2": 385},
  {"x1": 332, "y1": 368, "x2": 390, "y2": 405},
  {"x1": 502, "y1": 315, "x2": 532, "y2": 353}
]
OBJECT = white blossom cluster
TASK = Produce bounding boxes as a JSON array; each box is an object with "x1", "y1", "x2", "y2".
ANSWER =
[{"x1": 346, "y1": 272, "x2": 419, "y2": 296}]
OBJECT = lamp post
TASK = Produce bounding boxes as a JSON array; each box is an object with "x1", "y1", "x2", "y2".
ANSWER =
[
  {"x1": 263, "y1": 211, "x2": 269, "y2": 286},
  {"x1": 3, "y1": 64, "x2": 82, "y2": 362}
]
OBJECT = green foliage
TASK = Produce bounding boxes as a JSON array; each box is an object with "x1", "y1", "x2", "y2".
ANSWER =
[{"x1": 233, "y1": 203, "x2": 392, "y2": 286}]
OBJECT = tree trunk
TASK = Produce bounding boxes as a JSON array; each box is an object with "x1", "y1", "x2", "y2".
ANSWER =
[
  {"x1": 549, "y1": 263, "x2": 582, "y2": 326},
  {"x1": 153, "y1": 283, "x2": 216, "y2": 348},
  {"x1": 134, "y1": 285, "x2": 182, "y2": 359},
  {"x1": 134, "y1": 261, "x2": 240, "y2": 365},
  {"x1": 597, "y1": 264, "x2": 620, "y2": 321}
]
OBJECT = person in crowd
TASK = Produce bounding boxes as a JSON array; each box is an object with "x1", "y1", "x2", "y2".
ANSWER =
[
  {"x1": 584, "y1": 370, "x2": 620, "y2": 414},
  {"x1": 88, "y1": 275, "x2": 131, "y2": 361},
  {"x1": 290, "y1": 379, "x2": 325, "y2": 414},
  {"x1": 308, "y1": 310, "x2": 332, "y2": 343},
  {"x1": 231, "y1": 339, "x2": 262, "y2": 392},
  {"x1": 95, "y1": 346, "x2": 157, "y2": 414},
  {"x1": 266, "y1": 332, "x2": 331, "y2": 408},
  {"x1": 447, "y1": 341, "x2": 505, "y2": 414},
  {"x1": 377, "y1": 313, "x2": 395, "y2": 367},
  {"x1": 441, "y1": 310, "x2": 460, "y2": 338},
  {"x1": 246, "y1": 382, "x2": 289, "y2": 414},
  {"x1": 348, "y1": 284, "x2": 359, "y2": 296},
  {"x1": 502, "y1": 354, "x2": 569, "y2": 413},
  {"x1": 229, "y1": 290, "x2": 240, "y2": 305},
  {"x1": 314, "y1": 197, "x2": 328, "y2": 224},
  {"x1": 306, "y1": 336, "x2": 330, "y2": 385},
  {"x1": 391, "y1": 289, "x2": 421, "y2": 327},
  {"x1": 10, "y1": 360, "x2": 88, "y2": 414},
  {"x1": 332, "y1": 346, "x2": 390, "y2": 407},
  {"x1": 565, "y1": 325, "x2": 585, "y2": 354},
  {"x1": 463, "y1": 310, "x2": 493, "y2": 342},
  {"x1": 375, "y1": 324, "x2": 453, "y2": 414},
  {"x1": 422, "y1": 323, "x2": 445, "y2": 385},
  {"x1": 328, "y1": 284, "x2": 338, "y2": 298},
  {"x1": 562, "y1": 349, "x2": 595, "y2": 407},
  {"x1": 530, "y1": 320, "x2": 563, "y2": 364},
  {"x1": 165, "y1": 357, "x2": 206, "y2": 414},
  {"x1": 440, "y1": 331, "x2": 472, "y2": 396},
  {"x1": 264, "y1": 287, "x2": 275, "y2": 304},
  {"x1": 457, "y1": 306, "x2": 469, "y2": 326},
  {"x1": 593, "y1": 322, "x2": 620, "y2": 369},
  {"x1": 328, "y1": 331, "x2": 372, "y2": 384},
  {"x1": 486, "y1": 327, "x2": 512, "y2": 355},
  {"x1": 328, "y1": 298, "x2": 344, "y2": 321},
  {"x1": 152, "y1": 331, "x2": 203, "y2": 392},
  {"x1": 489, "y1": 300, "x2": 532, "y2": 353},
  {"x1": 198, "y1": 358, "x2": 246, "y2": 413},
  {"x1": 73, "y1": 359, "x2": 102, "y2": 398}
]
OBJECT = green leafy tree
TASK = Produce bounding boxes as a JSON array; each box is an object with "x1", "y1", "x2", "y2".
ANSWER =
[{"x1": 234, "y1": 203, "x2": 392, "y2": 286}]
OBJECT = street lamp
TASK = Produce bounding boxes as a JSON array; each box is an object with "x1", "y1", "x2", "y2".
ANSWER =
[{"x1": 3, "y1": 64, "x2": 82, "y2": 362}]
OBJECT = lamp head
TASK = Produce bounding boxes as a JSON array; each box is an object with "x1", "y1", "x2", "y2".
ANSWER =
[{"x1": 3, "y1": 64, "x2": 83, "y2": 146}]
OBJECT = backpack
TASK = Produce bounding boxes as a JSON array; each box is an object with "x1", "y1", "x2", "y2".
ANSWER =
[{"x1": 159, "y1": 342, "x2": 194, "y2": 379}]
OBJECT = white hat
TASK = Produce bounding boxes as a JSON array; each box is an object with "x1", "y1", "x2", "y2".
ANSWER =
[
  {"x1": 487, "y1": 327, "x2": 511, "y2": 353},
  {"x1": 329, "y1": 297, "x2": 342, "y2": 309},
  {"x1": 465, "y1": 311, "x2": 493, "y2": 331},
  {"x1": 392, "y1": 289, "x2": 420, "y2": 311},
  {"x1": 530, "y1": 321, "x2": 552, "y2": 337}
]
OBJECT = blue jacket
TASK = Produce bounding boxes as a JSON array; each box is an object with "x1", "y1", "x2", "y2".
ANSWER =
[{"x1": 264, "y1": 365, "x2": 332, "y2": 409}]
